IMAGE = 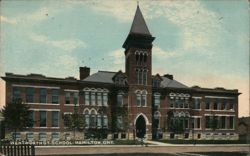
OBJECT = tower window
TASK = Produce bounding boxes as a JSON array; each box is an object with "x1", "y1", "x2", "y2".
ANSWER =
[
  {"x1": 144, "y1": 55, "x2": 147, "y2": 63},
  {"x1": 136, "y1": 54, "x2": 139, "y2": 65},
  {"x1": 143, "y1": 70, "x2": 147, "y2": 85}
]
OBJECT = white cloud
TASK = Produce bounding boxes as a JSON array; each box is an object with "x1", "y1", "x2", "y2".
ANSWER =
[
  {"x1": 153, "y1": 47, "x2": 179, "y2": 58},
  {"x1": 71, "y1": 1, "x2": 221, "y2": 56},
  {"x1": 107, "y1": 49, "x2": 124, "y2": 71},
  {"x1": 30, "y1": 33, "x2": 86, "y2": 51},
  {"x1": 0, "y1": 16, "x2": 17, "y2": 24}
]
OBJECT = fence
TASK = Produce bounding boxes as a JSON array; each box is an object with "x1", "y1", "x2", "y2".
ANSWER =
[{"x1": 0, "y1": 144, "x2": 35, "y2": 156}]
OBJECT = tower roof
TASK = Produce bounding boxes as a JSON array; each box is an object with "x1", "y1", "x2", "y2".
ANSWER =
[{"x1": 129, "y1": 5, "x2": 151, "y2": 36}]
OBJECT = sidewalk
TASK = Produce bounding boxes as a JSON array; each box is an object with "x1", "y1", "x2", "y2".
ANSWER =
[{"x1": 35, "y1": 144, "x2": 250, "y2": 155}]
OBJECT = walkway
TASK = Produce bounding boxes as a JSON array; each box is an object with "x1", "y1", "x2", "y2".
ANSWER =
[{"x1": 35, "y1": 144, "x2": 250, "y2": 155}]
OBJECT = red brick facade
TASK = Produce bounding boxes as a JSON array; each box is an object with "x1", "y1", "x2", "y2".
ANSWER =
[{"x1": 1, "y1": 5, "x2": 240, "y2": 141}]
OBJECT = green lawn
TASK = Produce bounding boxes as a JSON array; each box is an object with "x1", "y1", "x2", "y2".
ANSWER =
[{"x1": 157, "y1": 139, "x2": 249, "y2": 144}]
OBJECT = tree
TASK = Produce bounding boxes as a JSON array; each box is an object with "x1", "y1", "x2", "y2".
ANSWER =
[
  {"x1": 2, "y1": 99, "x2": 33, "y2": 141},
  {"x1": 166, "y1": 110, "x2": 186, "y2": 134},
  {"x1": 62, "y1": 104, "x2": 85, "y2": 142}
]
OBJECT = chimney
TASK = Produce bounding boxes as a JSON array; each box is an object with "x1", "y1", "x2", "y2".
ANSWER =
[
  {"x1": 79, "y1": 67, "x2": 90, "y2": 80},
  {"x1": 164, "y1": 74, "x2": 173, "y2": 80}
]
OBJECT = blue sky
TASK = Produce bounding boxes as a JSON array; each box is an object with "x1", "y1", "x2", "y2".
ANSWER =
[{"x1": 0, "y1": 0, "x2": 249, "y2": 116}]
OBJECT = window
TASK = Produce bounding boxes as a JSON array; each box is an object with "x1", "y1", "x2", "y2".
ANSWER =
[
  {"x1": 143, "y1": 70, "x2": 147, "y2": 85},
  {"x1": 90, "y1": 110, "x2": 96, "y2": 128},
  {"x1": 103, "y1": 93, "x2": 108, "y2": 106},
  {"x1": 184, "y1": 99, "x2": 189, "y2": 108},
  {"x1": 229, "y1": 101, "x2": 234, "y2": 110},
  {"x1": 39, "y1": 111, "x2": 47, "y2": 127},
  {"x1": 84, "y1": 110, "x2": 89, "y2": 128},
  {"x1": 85, "y1": 92, "x2": 89, "y2": 106},
  {"x1": 117, "y1": 94, "x2": 123, "y2": 107},
  {"x1": 153, "y1": 79, "x2": 160, "y2": 88},
  {"x1": 221, "y1": 99, "x2": 226, "y2": 110},
  {"x1": 229, "y1": 116, "x2": 234, "y2": 129},
  {"x1": 136, "y1": 54, "x2": 139, "y2": 65},
  {"x1": 221, "y1": 116, "x2": 226, "y2": 129},
  {"x1": 213, "y1": 99, "x2": 218, "y2": 110},
  {"x1": 194, "y1": 98, "x2": 200, "y2": 109},
  {"x1": 179, "y1": 99, "x2": 184, "y2": 108},
  {"x1": 12, "y1": 133, "x2": 21, "y2": 140},
  {"x1": 52, "y1": 111, "x2": 59, "y2": 127},
  {"x1": 205, "y1": 99, "x2": 210, "y2": 110},
  {"x1": 175, "y1": 99, "x2": 180, "y2": 108},
  {"x1": 138, "y1": 70, "x2": 142, "y2": 84},
  {"x1": 26, "y1": 133, "x2": 33, "y2": 141},
  {"x1": 136, "y1": 69, "x2": 139, "y2": 84},
  {"x1": 205, "y1": 116, "x2": 210, "y2": 128},
  {"x1": 141, "y1": 91, "x2": 147, "y2": 107},
  {"x1": 39, "y1": 133, "x2": 47, "y2": 141},
  {"x1": 52, "y1": 89, "x2": 59, "y2": 104},
  {"x1": 73, "y1": 92, "x2": 78, "y2": 104},
  {"x1": 139, "y1": 53, "x2": 143, "y2": 65},
  {"x1": 196, "y1": 118, "x2": 201, "y2": 129},
  {"x1": 154, "y1": 94, "x2": 160, "y2": 108},
  {"x1": 28, "y1": 111, "x2": 34, "y2": 127},
  {"x1": 40, "y1": 88, "x2": 47, "y2": 103},
  {"x1": 91, "y1": 92, "x2": 95, "y2": 106},
  {"x1": 51, "y1": 133, "x2": 59, "y2": 140},
  {"x1": 26, "y1": 87, "x2": 34, "y2": 103},
  {"x1": 117, "y1": 116, "x2": 123, "y2": 129},
  {"x1": 65, "y1": 92, "x2": 71, "y2": 104},
  {"x1": 154, "y1": 111, "x2": 161, "y2": 129},
  {"x1": 184, "y1": 118, "x2": 189, "y2": 129},
  {"x1": 97, "y1": 93, "x2": 102, "y2": 106},
  {"x1": 103, "y1": 116, "x2": 108, "y2": 128},
  {"x1": 97, "y1": 115, "x2": 101, "y2": 128},
  {"x1": 170, "y1": 98, "x2": 174, "y2": 108},
  {"x1": 136, "y1": 94, "x2": 141, "y2": 107},
  {"x1": 13, "y1": 87, "x2": 21, "y2": 100},
  {"x1": 144, "y1": 55, "x2": 147, "y2": 63}
]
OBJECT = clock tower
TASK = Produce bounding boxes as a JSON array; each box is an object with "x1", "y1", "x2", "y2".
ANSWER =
[{"x1": 123, "y1": 5, "x2": 155, "y2": 139}]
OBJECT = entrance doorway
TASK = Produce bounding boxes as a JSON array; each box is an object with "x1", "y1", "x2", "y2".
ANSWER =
[{"x1": 135, "y1": 115, "x2": 146, "y2": 138}]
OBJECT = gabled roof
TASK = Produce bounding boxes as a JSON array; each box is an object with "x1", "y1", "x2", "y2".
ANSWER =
[
  {"x1": 129, "y1": 5, "x2": 151, "y2": 36},
  {"x1": 160, "y1": 76, "x2": 189, "y2": 89},
  {"x1": 112, "y1": 70, "x2": 127, "y2": 81},
  {"x1": 82, "y1": 71, "x2": 116, "y2": 84}
]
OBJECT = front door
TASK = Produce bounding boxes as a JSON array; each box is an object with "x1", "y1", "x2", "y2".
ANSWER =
[{"x1": 136, "y1": 115, "x2": 146, "y2": 138}]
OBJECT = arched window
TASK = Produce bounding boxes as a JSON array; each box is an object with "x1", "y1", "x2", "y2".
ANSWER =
[
  {"x1": 136, "y1": 92, "x2": 141, "y2": 107},
  {"x1": 84, "y1": 109, "x2": 89, "y2": 128},
  {"x1": 154, "y1": 111, "x2": 161, "y2": 129},
  {"x1": 136, "y1": 54, "x2": 139, "y2": 65},
  {"x1": 154, "y1": 93, "x2": 160, "y2": 108},
  {"x1": 141, "y1": 90, "x2": 147, "y2": 107},
  {"x1": 139, "y1": 70, "x2": 143, "y2": 84},
  {"x1": 144, "y1": 54, "x2": 147, "y2": 63},
  {"x1": 90, "y1": 109, "x2": 96, "y2": 128},
  {"x1": 143, "y1": 70, "x2": 147, "y2": 85},
  {"x1": 139, "y1": 53, "x2": 143, "y2": 65},
  {"x1": 103, "y1": 115, "x2": 108, "y2": 128},
  {"x1": 136, "y1": 69, "x2": 139, "y2": 84},
  {"x1": 154, "y1": 111, "x2": 161, "y2": 119},
  {"x1": 117, "y1": 92, "x2": 124, "y2": 107}
]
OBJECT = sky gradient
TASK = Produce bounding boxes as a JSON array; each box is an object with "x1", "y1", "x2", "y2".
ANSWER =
[{"x1": 0, "y1": 0, "x2": 249, "y2": 117}]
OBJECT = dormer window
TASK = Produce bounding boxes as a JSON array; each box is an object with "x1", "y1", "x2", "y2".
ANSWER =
[
  {"x1": 113, "y1": 71, "x2": 127, "y2": 85},
  {"x1": 152, "y1": 74, "x2": 162, "y2": 88}
]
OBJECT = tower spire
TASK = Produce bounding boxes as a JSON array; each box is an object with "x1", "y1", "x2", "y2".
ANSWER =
[{"x1": 129, "y1": 4, "x2": 151, "y2": 36}]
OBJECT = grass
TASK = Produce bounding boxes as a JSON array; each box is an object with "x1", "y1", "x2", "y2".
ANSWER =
[{"x1": 157, "y1": 139, "x2": 249, "y2": 144}]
